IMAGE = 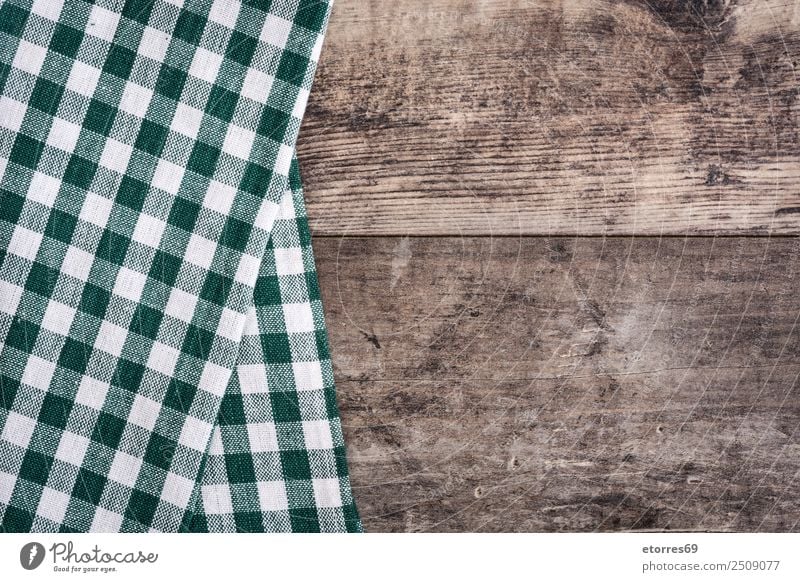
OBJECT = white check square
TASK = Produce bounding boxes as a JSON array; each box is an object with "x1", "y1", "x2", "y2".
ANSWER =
[
  {"x1": 234, "y1": 253, "x2": 260, "y2": 285},
  {"x1": 37, "y1": 487, "x2": 71, "y2": 523},
  {"x1": 171, "y1": 102, "x2": 204, "y2": 139},
  {"x1": 246, "y1": 422, "x2": 278, "y2": 453},
  {"x1": 292, "y1": 88, "x2": 310, "y2": 118},
  {"x1": 302, "y1": 420, "x2": 333, "y2": 450},
  {"x1": 208, "y1": 0, "x2": 239, "y2": 28},
  {"x1": 12, "y1": 40, "x2": 47, "y2": 76},
  {"x1": 7, "y1": 226, "x2": 43, "y2": 262},
  {"x1": 113, "y1": 266, "x2": 147, "y2": 302},
  {"x1": 99, "y1": 138, "x2": 133, "y2": 174},
  {"x1": 129, "y1": 394, "x2": 161, "y2": 431},
  {"x1": 256, "y1": 481, "x2": 288, "y2": 511},
  {"x1": 96, "y1": 319, "x2": 128, "y2": 357},
  {"x1": 164, "y1": 287, "x2": 198, "y2": 322},
  {"x1": 216, "y1": 307, "x2": 244, "y2": 341},
  {"x1": 146, "y1": 341, "x2": 180, "y2": 377},
  {"x1": 188, "y1": 47, "x2": 223, "y2": 84},
  {"x1": 0, "y1": 472, "x2": 15, "y2": 505},
  {"x1": 139, "y1": 26, "x2": 170, "y2": 63},
  {"x1": 66, "y1": 60, "x2": 101, "y2": 98},
  {"x1": 162, "y1": 472, "x2": 195, "y2": 507},
  {"x1": 201, "y1": 483, "x2": 233, "y2": 515},
  {"x1": 119, "y1": 82, "x2": 153, "y2": 118},
  {"x1": 62, "y1": 245, "x2": 94, "y2": 281},
  {"x1": 202, "y1": 180, "x2": 236, "y2": 216},
  {"x1": 236, "y1": 363, "x2": 268, "y2": 395},
  {"x1": 75, "y1": 376, "x2": 109, "y2": 410},
  {"x1": 79, "y1": 192, "x2": 113, "y2": 228},
  {"x1": 282, "y1": 302, "x2": 315, "y2": 333},
  {"x1": 291, "y1": 361, "x2": 324, "y2": 392},
  {"x1": 241, "y1": 68, "x2": 274, "y2": 102},
  {"x1": 184, "y1": 233, "x2": 216, "y2": 270},
  {"x1": 46, "y1": 117, "x2": 81, "y2": 153},
  {"x1": 31, "y1": 0, "x2": 64, "y2": 20},
  {"x1": 222, "y1": 124, "x2": 255, "y2": 160},
  {"x1": 178, "y1": 416, "x2": 213, "y2": 452},
  {"x1": 55, "y1": 431, "x2": 90, "y2": 466},
  {"x1": 90, "y1": 507, "x2": 124, "y2": 532},
  {"x1": 1, "y1": 411, "x2": 36, "y2": 449},
  {"x1": 198, "y1": 362, "x2": 229, "y2": 397},
  {"x1": 312, "y1": 478, "x2": 343, "y2": 509},
  {"x1": 275, "y1": 143, "x2": 293, "y2": 176},
  {"x1": 108, "y1": 450, "x2": 142, "y2": 487},
  {"x1": 260, "y1": 14, "x2": 292, "y2": 49},
  {"x1": 152, "y1": 159, "x2": 185, "y2": 194},
  {"x1": 41, "y1": 300, "x2": 77, "y2": 336},
  {"x1": 132, "y1": 213, "x2": 166, "y2": 247},
  {"x1": 87, "y1": 5, "x2": 120, "y2": 42},
  {"x1": 0, "y1": 281, "x2": 23, "y2": 316},
  {"x1": 28, "y1": 171, "x2": 60, "y2": 207},
  {"x1": 22, "y1": 355, "x2": 57, "y2": 391},
  {"x1": 0, "y1": 96, "x2": 27, "y2": 133},
  {"x1": 274, "y1": 247, "x2": 304, "y2": 276}
]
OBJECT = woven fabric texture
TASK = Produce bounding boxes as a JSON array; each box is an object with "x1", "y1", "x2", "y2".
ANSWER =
[{"x1": 0, "y1": 0, "x2": 360, "y2": 532}]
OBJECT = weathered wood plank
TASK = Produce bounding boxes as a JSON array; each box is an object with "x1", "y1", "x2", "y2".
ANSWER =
[
  {"x1": 316, "y1": 237, "x2": 800, "y2": 531},
  {"x1": 298, "y1": 0, "x2": 800, "y2": 235}
]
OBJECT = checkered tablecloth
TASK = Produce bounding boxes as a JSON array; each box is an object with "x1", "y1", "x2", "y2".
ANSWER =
[{"x1": 0, "y1": 0, "x2": 360, "y2": 532}]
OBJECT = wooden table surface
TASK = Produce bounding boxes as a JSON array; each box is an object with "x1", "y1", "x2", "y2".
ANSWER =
[{"x1": 297, "y1": 0, "x2": 800, "y2": 531}]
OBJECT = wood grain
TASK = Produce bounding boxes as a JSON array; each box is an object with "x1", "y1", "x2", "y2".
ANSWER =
[
  {"x1": 316, "y1": 236, "x2": 800, "y2": 531},
  {"x1": 298, "y1": 0, "x2": 800, "y2": 235}
]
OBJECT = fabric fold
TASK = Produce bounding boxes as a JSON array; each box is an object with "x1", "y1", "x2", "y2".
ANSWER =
[{"x1": 0, "y1": 0, "x2": 360, "y2": 532}]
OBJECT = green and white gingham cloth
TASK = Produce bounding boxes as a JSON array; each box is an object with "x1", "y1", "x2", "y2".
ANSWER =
[{"x1": 0, "y1": 0, "x2": 361, "y2": 532}]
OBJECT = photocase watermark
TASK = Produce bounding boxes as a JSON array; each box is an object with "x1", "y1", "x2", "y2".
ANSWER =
[
  {"x1": 20, "y1": 542, "x2": 45, "y2": 570},
  {"x1": 18, "y1": 540, "x2": 158, "y2": 574}
]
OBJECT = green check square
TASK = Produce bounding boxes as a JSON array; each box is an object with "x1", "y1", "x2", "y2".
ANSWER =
[
  {"x1": 19, "y1": 450, "x2": 51, "y2": 486},
  {"x1": 59, "y1": 337, "x2": 91, "y2": 375},
  {"x1": 117, "y1": 175, "x2": 149, "y2": 211},
  {"x1": 155, "y1": 65, "x2": 187, "y2": 101},
  {"x1": 0, "y1": 3, "x2": 28, "y2": 37},
  {"x1": 45, "y1": 209, "x2": 78, "y2": 244},
  {"x1": 84, "y1": 99, "x2": 117, "y2": 135},
  {"x1": 163, "y1": 378, "x2": 196, "y2": 413},
  {"x1": 51, "y1": 23, "x2": 83, "y2": 58},
  {"x1": 5, "y1": 317, "x2": 40, "y2": 352},
  {"x1": 91, "y1": 412, "x2": 125, "y2": 449},
  {"x1": 226, "y1": 31, "x2": 257, "y2": 67},
  {"x1": 134, "y1": 119, "x2": 169, "y2": 157},
  {"x1": 295, "y1": 0, "x2": 328, "y2": 32},
  {"x1": 103, "y1": 44, "x2": 136, "y2": 79},
  {"x1": 131, "y1": 303, "x2": 164, "y2": 340},
  {"x1": 10, "y1": 134, "x2": 45, "y2": 170},
  {"x1": 276, "y1": 51, "x2": 309, "y2": 86},
  {"x1": 80, "y1": 283, "x2": 111, "y2": 319},
  {"x1": 26, "y1": 263, "x2": 59, "y2": 297},
  {"x1": 72, "y1": 469, "x2": 106, "y2": 504},
  {"x1": 182, "y1": 325, "x2": 215, "y2": 359},
  {"x1": 168, "y1": 197, "x2": 201, "y2": 232},
  {"x1": 125, "y1": 490, "x2": 159, "y2": 525},
  {"x1": 174, "y1": 10, "x2": 206, "y2": 45},
  {"x1": 63, "y1": 156, "x2": 97, "y2": 190},
  {"x1": 144, "y1": 432, "x2": 175, "y2": 471},
  {"x1": 148, "y1": 249, "x2": 183, "y2": 286},
  {"x1": 207, "y1": 85, "x2": 238, "y2": 122},
  {"x1": 29, "y1": 77, "x2": 65, "y2": 115},
  {"x1": 187, "y1": 141, "x2": 220, "y2": 177}
]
